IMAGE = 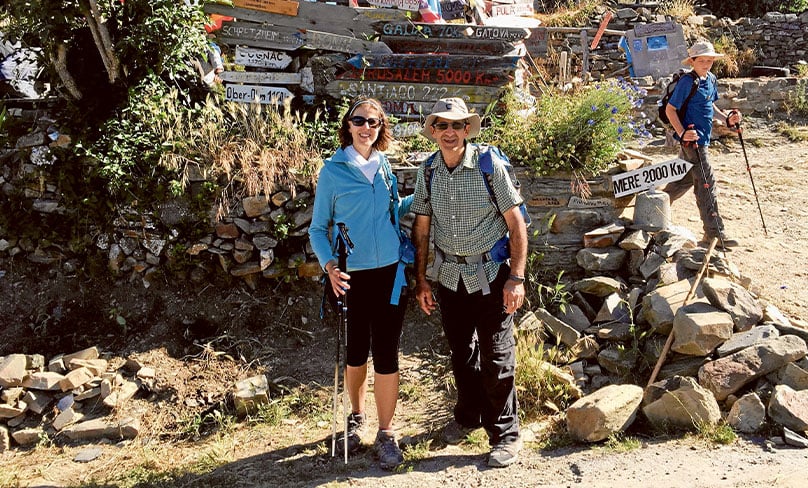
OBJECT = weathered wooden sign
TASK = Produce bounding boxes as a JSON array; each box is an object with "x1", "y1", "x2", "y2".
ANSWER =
[
  {"x1": 367, "y1": 0, "x2": 420, "y2": 11},
  {"x1": 488, "y1": 1, "x2": 534, "y2": 17},
  {"x1": 611, "y1": 158, "x2": 693, "y2": 198},
  {"x1": 380, "y1": 99, "x2": 489, "y2": 118},
  {"x1": 568, "y1": 196, "x2": 612, "y2": 209},
  {"x1": 524, "y1": 27, "x2": 548, "y2": 56},
  {"x1": 233, "y1": 0, "x2": 299, "y2": 17},
  {"x1": 225, "y1": 84, "x2": 294, "y2": 104},
  {"x1": 304, "y1": 30, "x2": 392, "y2": 55},
  {"x1": 440, "y1": 0, "x2": 467, "y2": 21},
  {"x1": 220, "y1": 22, "x2": 304, "y2": 51},
  {"x1": 380, "y1": 36, "x2": 519, "y2": 56},
  {"x1": 220, "y1": 71, "x2": 302, "y2": 85},
  {"x1": 326, "y1": 80, "x2": 501, "y2": 103},
  {"x1": 205, "y1": 2, "x2": 409, "y2": 37},
  {"x1": 377, "y1": 22, "x2": 530, "y2": 41},
  {"x1": 234, "y1": 46, "x2": 293, "y2": 69},
  {"x1": 346, "y1": 53, "x2": 520, "y2": 70},
  {"x1": 337, "y1": 67, "x2": 512, "y2": 86}
]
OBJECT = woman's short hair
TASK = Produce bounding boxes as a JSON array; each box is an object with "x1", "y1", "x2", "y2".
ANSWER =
[{"x1": 338, "y1": 97, "x2": 393, "y2": 151}]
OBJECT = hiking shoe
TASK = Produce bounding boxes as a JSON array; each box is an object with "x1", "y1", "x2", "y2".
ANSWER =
[
  {"x1": 442, "y1": 420, "x2": 480, "y2": 444},
  {"x1": 700, "y1": 234, "x2": 739, "y2": 249},
  {"x1": 374, "y1": 429, "x2": 404, "y2": 470},
  {"x1": 488, "y1": 436, "x2": 522, "y2": 468},
  {"x1": 336, "y1": 412, "x2": 366, "y2": 455}
]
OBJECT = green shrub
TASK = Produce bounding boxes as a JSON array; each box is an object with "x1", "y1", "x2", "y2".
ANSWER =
[
  {"x1": 704, "y1": 0, "x2": 808, "y2": 18},
  {"x1": 481, "y1": 78, "x2": 650, "y2": 176}
]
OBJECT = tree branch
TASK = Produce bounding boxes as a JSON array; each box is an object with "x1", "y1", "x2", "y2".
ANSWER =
[{"x1": 50, "y1": 43, "x2": 83, "y2": 100}]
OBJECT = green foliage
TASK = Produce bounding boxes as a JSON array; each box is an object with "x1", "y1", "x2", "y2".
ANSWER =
[
  {"x1": 695, "y1": 421, "x2": 737, "y2": 445},
  {"x1": 481, "y1": 79, "x2": 650, "y2": 176},
  {"x1": 516, "y1": 330, "x2": 578, "y2": 419},
  {"x1": 785, "y1": 80, "x2": 808, "y2": 117},
  {"x1": 603, "y1": 432, "x2": 641, "y2": 452},
  {"x1": 704, "y1": 0, "x2": 808, "y2": 18},
  {"x1": 526, "y1": 267, "x2": 572, "y2": 314},
  {"x1": 535, "y1": 0, "x2": 601, "y2": 27}
]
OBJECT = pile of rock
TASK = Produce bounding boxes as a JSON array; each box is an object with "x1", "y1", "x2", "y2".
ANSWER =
[
  {"x1": 518, "y1": 223, "x2": 808, "y2": 445},
  {"x1": 0, "y1": 346, "x2": 144, "y2": 452}
]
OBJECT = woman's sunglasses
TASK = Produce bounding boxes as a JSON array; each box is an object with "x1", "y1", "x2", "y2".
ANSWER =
[
  {"x1": 432, "y1": 121, "x2": 468, "y2": 131},
  {"x1": 349, "y1": 116, "x2": 382, "y2": 128}
]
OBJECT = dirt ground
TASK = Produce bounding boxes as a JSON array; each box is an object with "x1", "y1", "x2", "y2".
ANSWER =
[{"x1": 1, "y1": 120, "x2": 808, "y2": 487}]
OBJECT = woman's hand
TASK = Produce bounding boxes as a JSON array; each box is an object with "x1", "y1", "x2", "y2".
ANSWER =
[{"x1": 325, "y1": 260, "x2": 350, "y2": 296}]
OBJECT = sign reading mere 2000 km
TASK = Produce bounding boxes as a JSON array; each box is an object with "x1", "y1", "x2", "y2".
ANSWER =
[{"x1": 611, "y1": 158, "x2": 693, "y2": 198}]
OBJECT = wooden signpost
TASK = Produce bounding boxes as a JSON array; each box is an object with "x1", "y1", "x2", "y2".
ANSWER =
[
  {"x1": 233, "y1": 0, "x2": 299, "y2": 16},
  {"x1": 219, "y1": 71, "x2": 302, "y2": 85},
  {"x1": 220, "y1": 22, "x2": 305, "y2": 51},
  {"x1": 380, "y1": 36, "x2": 520, "y2": 56},
  {"x1": 304, "y1": 30, "x2": 392, "y2": 55},
  {"x1": 377, "y1": 22, "x2": 530, "y2": 41},
  {"x1": 225, "y1": 84, "x2": 294, "y2": 104},
  {"x1": 611, "y1": 158, "x2": 693, "y2": 198},
  {"x1": 234, "y1": 46, "x2": 294, "y2": 69},
  {"x1": 345, "y1": 53, "x2": 521, "y2": 70},
  {"x1": 367, "y1": 0, "x2": 420, "y2": 11},
  {"x1": 391, "y1": 121, "x2": 423, "y2": 138},
  {"x1": 488, "y1": 0, "x2": 534, "y2": 17},
  {"x1": 440, "y1": 0, "x2": 467, "y2": 21},
  {"x1": 337, "y1": 67, "x2": 512, "y2": 86},
  {"x1": 326, "y1": 79, "x2": 501, "y2": 103}
]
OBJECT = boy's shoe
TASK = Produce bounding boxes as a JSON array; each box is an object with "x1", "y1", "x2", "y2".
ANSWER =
[
  {"x1": 700, "y1": 234, "x2": 739, "y2": 249},
  {"x1": 336, "y1": 412, "x2": 366, "y2": 455},
  {"x1": 374, "y1": 429, "x2": 404, "y2": 470},
  {"x1": 488, "y1": 436, "x2": 522, "y2": 468},
  {"x1": 442, "y1": 420, "x2": 480, "y2": 444}
]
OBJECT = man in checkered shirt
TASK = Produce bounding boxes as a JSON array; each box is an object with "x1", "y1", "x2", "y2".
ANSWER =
[{"x1": 411, "y1": 98, "x2": 527, "y2": 468}]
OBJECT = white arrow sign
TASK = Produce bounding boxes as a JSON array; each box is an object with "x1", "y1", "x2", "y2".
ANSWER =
[
  {"x1": 234, "y1": 46, "x2": 293, "y2": 69},
  {"x1": 611, "y1": 158, "x2": 693, "y2": 198}
]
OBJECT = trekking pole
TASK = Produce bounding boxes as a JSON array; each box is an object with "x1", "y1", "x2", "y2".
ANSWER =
[
  {"x1": 729, "y1": 112, "x2": 768, "y2": 235},
  {"x1": 334, "y1": 222, "x2": 354, "y2": 464},
  {"x1": 682, "y1": 125, "x2": 727, "y2": 250}
]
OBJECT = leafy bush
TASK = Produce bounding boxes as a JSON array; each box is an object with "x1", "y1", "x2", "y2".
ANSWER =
[
  {"x1": 711, "y1": 35, "x2": 757, "y2": 77},
  {"x1": 481, "y1": 79, "x2": 650, "y2": 176},
  {"x1": 704, "y1": 0, "x2": 808, "y2": 18}
]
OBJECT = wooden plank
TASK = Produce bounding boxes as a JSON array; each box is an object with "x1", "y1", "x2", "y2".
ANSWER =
[
  {"x1": 234, "y1": 46, "x2": 293, "y2": 69},
  {"x1": 220, "y1": 71, "x2": 302, "y2": 85},
  {"x1": 220, "y1": 22, "x2": 304, "y2": 51},
  {"x1": 337, "y1": 67, "x2": 513, "y2": 86},
  {"x1": 325, "y1": 79, "x2": 502, "y2": 103},
  {"x1": 233, "y1": 0, "x2": 299, "y2": 16},
  {"x1": 380, "y1": 36, "x2": 520, "y2": 55},
  {"x1": 366, "y1": 0, "x2": 420, "y2": 11},
  {"x1": 589, "y1": 11, "x2": 613, "y2": 50},
  {"x1": 204, "y1": 2, "x2": 408, "y2": 37},
  {"x1": 381, "y1": 100, "x2": 489, "y2": 119},
  {"x1": 225, "y1": 84, "x2": 294, "y2": 104},
  {"x1": 304, "y1": 30, "x2": 392, "y2": 55},
  {"x1": 346, "y1": 53, "x2": 521, "y2": 70},
  {"x1": 220, "y1": 22, "x2": 391, "y2": 54},
  {"x1": 376, "y1": 22, "x2": 530, "y2": 41},
  {"x1": 524, "y1": 27, "x2": 548, "y2": 56}
]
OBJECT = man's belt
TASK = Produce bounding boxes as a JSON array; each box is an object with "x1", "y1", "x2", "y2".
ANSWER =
[{"x1": 429, "y1": 248, "x2": 495, "y2": 295}]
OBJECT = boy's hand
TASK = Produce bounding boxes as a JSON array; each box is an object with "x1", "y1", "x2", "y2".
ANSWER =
[{"x1": 727, "y1": 110, "x2": 742, "y2": 130}]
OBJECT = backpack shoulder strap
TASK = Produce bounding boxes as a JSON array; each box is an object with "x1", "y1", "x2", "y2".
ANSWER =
[
  {"x1": 380, "y1": 157, "x2": 398, "y2": 227},
  {"x1": 423, "y1": 151, "x2": 438, "y2": 203},
  {"x1": 475, "y1": 144, "x2": 500, "y2": 209}
]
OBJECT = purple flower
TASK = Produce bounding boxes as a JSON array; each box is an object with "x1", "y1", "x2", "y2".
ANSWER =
[{"x1": 587, "y1": 119, "x2": 595, "y2": 126}]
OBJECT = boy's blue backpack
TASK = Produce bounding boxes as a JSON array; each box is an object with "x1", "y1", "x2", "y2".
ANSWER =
[{"x1": 658, "y1": 69, "x2": 700, "y2": 126}]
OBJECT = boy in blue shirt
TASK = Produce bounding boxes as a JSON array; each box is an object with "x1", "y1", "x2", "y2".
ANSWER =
[{"x1": 664, "y1": 40, "x2": 742, "y2": 249}]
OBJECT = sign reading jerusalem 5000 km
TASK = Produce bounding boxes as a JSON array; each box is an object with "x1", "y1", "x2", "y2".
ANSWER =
[{"x1": 612, "y1": 158, "x2": 693, "y2": 198}]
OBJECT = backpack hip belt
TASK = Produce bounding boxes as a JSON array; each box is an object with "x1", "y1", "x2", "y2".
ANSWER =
[{"x1": 429, "y1": 247, "x2": 496, "y2": 295}]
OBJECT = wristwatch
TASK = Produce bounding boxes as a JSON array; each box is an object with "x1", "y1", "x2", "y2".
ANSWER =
[{"x1": 508, "y1": 274, "x2": 525, "y2": 283}]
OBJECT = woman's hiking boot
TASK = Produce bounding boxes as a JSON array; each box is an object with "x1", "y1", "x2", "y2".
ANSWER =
[{"x1": 374, "y1": 429, "x2": 404, "y2": 470}]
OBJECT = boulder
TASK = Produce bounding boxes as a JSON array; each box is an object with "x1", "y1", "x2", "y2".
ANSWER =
[
  {"x1": 671, "y1": 302, "x2": 734, "y2": 356},
  {"x1": 699, "y1": 335, "x2": 808, "y2": 401},
  {"x1": 768, "y1": 384, "x2": 808, "y2": 432},
  {"x1": 643, "y1": 376, "x2": 721, "y2": 430},
  {"x1": 566, "y1": 384, "x2": 643, "y2": 442},
  {"x1": 727, "y1": 392, "x2": 766, "y2": 433},
  {"x1": 701, "y1": 277, "x2": 763, "y2": 331}
]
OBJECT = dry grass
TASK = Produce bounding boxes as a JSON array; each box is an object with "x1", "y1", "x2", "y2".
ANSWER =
[
  {"x1": 534, "y1": 0, "x2": 600, "y2": 27},
  {"x1": 657, "y1": 0, "x2": 696, "y2": 21},
  {"x1": 712, "y1": 35, "x2": 757, "y2": 78}
]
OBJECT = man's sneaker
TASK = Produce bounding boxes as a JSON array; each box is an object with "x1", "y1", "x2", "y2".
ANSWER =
[
  {"x1": 374, "y1": 429, "x2": 404, "y2": 470},
  {"x1": 336, "y1": 412, "x2": 366, "y2": 455},
  {"x1": 442, "y1": 420, "x2": 480, "y2": 444},
  {"x1": 488, "y1": 436, "x2": 522, "y2": 468}
]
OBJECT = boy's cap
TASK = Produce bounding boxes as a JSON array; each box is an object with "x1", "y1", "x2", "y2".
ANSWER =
[
  {"x1": 422, "y1": 98, "x2": 481, "y2": 142},
  {"x1": 682, "y1": 40, "x2": 725, "y2": 65}
]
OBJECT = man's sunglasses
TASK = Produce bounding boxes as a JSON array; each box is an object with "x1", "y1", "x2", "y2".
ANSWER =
[
  {"x1": 349, "y1": 116, "x2": 382, "y2": 128},
  {"x1": 432, "y1": 121, "x2": 468, "y2": 131}
]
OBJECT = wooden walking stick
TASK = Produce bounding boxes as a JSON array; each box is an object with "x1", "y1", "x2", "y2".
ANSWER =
[{"x1": 646, "y1": 237, "x2": 718, "y2": 388}]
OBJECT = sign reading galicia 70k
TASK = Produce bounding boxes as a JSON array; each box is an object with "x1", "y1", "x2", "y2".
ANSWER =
[{"x1": 611, "y1": 158, "x2": 693, "y2": 198}]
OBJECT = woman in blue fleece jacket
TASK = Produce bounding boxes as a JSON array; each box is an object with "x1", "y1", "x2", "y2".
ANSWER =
[{"x1": 308, "y1": 97, "x2": 412, "y2": 470}]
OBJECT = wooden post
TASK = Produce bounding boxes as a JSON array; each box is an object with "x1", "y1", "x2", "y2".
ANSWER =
[
  {"x1": 580, "y1": 29, "x2": 589, "y2": 78},
  {"x1": 646, "y1": 238, "x2": 719, "y2": 388}
]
